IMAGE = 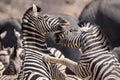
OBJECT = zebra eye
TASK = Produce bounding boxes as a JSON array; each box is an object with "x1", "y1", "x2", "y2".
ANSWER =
[
  {"x1": 69, "y1": 29, "x2": 78, "y2": 32},
  {"x1": 69, "y1": 29, "x2": 72, "y2": 32}
]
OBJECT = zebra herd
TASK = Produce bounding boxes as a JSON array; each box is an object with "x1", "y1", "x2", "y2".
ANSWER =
[{"x1": 0, "y1": 4, "x2": 120, "y2": 80}]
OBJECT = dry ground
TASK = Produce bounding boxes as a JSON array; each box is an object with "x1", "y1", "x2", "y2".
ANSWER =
[{"x1": 0, "y1": 0, "x2": 91, "y2": 20}]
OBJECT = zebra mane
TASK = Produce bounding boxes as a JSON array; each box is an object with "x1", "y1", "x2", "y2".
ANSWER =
[{"x1": 79, "y1": 22, "x2": 94, "y2": 33}]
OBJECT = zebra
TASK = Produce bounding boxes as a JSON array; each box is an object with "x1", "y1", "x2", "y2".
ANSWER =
[
  {"x1": 0, "y1": 62, "x2": 16, "y2": 80},
  {"x1": 48, "y1": 47, "x2": 81, "y2": 80},
  {"x1": 0, "y1": 63, "x2": 17, "y2": 80},
  {"x1": 0, "y1": 34, "x2": 79, "y2": 79},
  {"x1": 0, "y1": 47, "x2": 16, "y2": 74},
  {"x1": 17, "y1": 4, "x2": 72, "y2": 80},
  {"x1": 0, "y1": 46, "x2": 80, "y2": 80},
  {"x1": 15, "y1": 27, "x2": 67, "y2": 74},
  {"x1": 0, "y1": 48, "x2": 18, "y2": 79},
  {"x1": 42, "y1": 23, "x2": 120, "y2": 80}
]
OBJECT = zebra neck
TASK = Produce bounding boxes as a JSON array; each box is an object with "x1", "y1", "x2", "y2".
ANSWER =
[
  {"x1": 23, "y1": 32, "x2": 50, "y2": 55},
  {"x1": 80, "y1": 33, "x2": 108, "y2": 54}
]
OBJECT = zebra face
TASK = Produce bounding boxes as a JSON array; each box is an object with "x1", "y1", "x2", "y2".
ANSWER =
[
  {"x1": 0, "y1": 48, "x2": 13, "y2": 68},
  {"x1": 54, "y1": 29, "x2": 81, "y2": 48},
  {"x1": 23, "y1": 4, "x2": 70, "y2": 34},
  {"x1": 54, "y1": 23, "x2": 94, "y2": 48},
  {"x1": 42, "y1": 14, "x2": 70, "y2": 33}
]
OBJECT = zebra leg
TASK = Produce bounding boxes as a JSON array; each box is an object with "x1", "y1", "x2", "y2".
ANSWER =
[
  {"x1": 48, "y1": 47, "x2": 66, "y2": 73},
  {"x1": 50, "y1": 64, "x2": 82, "y2": 80},
  {"x1": 50, "y1": 64, "x2": 66, "y2": 80},
  {"x1": 43, "y1": 55, "x2": 78, "y2": 75}
]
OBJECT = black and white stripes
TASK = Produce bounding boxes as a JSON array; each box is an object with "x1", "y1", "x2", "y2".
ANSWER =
[
  {"x1": 17, "y1": 4, "x2": 70, "y2": 80},
  {"x1": 43, "y1": 22, "x2": 120, "y2": 80}
]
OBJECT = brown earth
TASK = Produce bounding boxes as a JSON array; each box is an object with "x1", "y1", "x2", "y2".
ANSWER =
[{"x1": 0, "y1": 0, "x2": 92, "y2": 20}]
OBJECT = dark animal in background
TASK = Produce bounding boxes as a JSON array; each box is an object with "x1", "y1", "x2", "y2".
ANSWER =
[
  {"x1": 0, "y1": 17, "x2": 21, "y2": 48},
  {"x1": 78, "y1": 0, "x2": 120, "y2": 48}
]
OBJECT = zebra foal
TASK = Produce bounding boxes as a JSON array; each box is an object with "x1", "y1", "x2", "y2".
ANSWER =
[{"x1": 43, "y1": 23, "x2": 120, "y2": 80}]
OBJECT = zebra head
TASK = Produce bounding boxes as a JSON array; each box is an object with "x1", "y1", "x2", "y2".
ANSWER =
[
  {"x1": 22, "y1": 4, "x2": 70, "y2": 34},
  {"x1": 0, "y1": 47, "x2": 14, "y2": 68},
  {"x1": 42, "y1": 14, "x2": 70, "y2": 33},
  {"x1": 54, "y1": 29, "x2": 81, "y2": 48},
  {"x1": 54, "y1": 23, "x2": 94, "y2": 48}
]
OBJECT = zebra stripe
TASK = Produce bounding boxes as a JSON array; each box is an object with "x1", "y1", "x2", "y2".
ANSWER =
[
  {"x1": 0, "y1": 49, "x2": 10, "y2": 69},
  {"x1": 18, "y1": 4, "x2": 69, "y2": 80},
  {"x1": 48, "y1": 47, "x2": 81, "y2": 80},
  {"x1": 43, "y1": 22, "x2": 120, "y2": 80},
  {"x1": 0, "y1": 47, "x2": 23, "y2": 80},
  {"x1": 66, "y1": 75, "x2": 82, "y2": 80},
  {"x1": 48, "y1": 47, "x2": 66, "y2": 73},
  {"x1": 0, "y1": 47, "x2": 16, "y2": 75},
  {"x1": 0, "y1": 75, "x2": 18, "y2": 80},
  {"x1": 0, "y1": 47, "x2": 74, "y2": 80}
]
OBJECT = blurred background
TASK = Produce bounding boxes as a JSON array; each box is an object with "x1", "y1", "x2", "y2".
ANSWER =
[
  {"x1": 0, "y1": 0, "x2": 93, "y2": 75},
  {"x1": 0, "y1": 0, "x2": 120, "y2": 76},
  {"x1": 0, "y1": 0, "x2": 92, "y2": 20}
]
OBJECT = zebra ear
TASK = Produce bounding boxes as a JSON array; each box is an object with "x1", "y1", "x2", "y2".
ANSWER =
[
  {"x1": 14, "y1": 29, "x2": 21, "y2": 39},
  {"x1": 1, "y1": 31, "x2": 7, "y2": 39},
  {"x1": 32, "y1": 4, "x2": 38, "y2": 17}
]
